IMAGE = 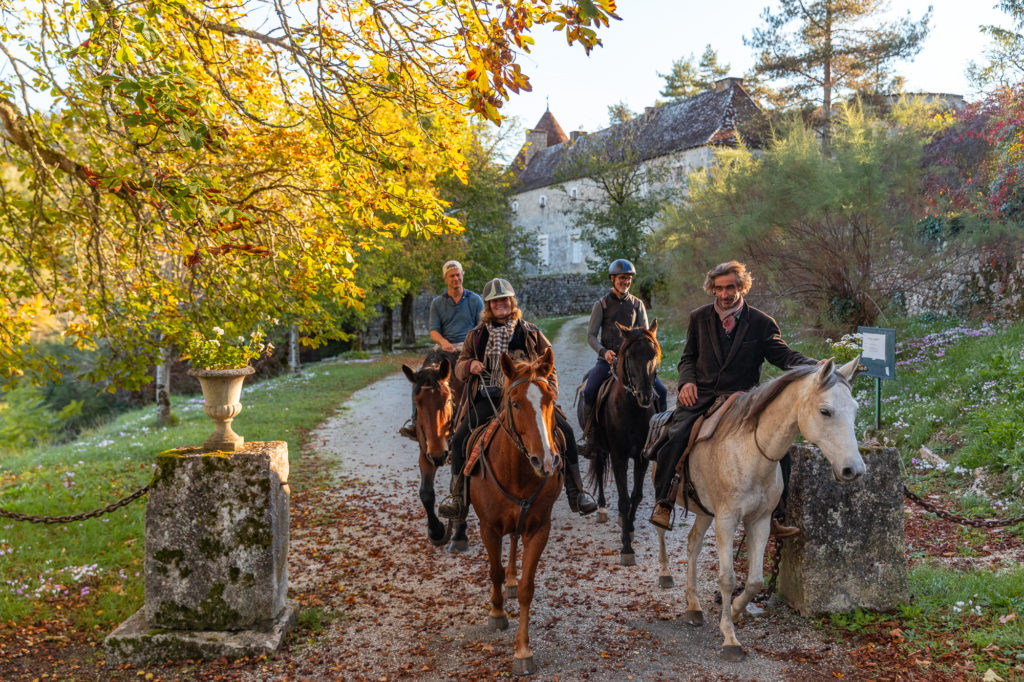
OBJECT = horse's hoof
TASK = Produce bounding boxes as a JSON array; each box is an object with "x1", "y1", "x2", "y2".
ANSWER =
[
  {"x1": 428, "y1": 522, "x2": 451, "y2": 547},
  {"x1": 684, "y1": 610, "x2": 704, "y2": 627},
  {"x1": 721, "y1": 645, "x2": 746, "y2": 662},
  {"x1": 489, "y1": 615, "x2": 509, "y2": 631},
  {"x1": 658, "y1": 575, "x2": 674, "y2": 589},
  {"x1": 447, "y1": 539, "x2": 469, "y2": 554},
  {"x1": 512, "y1": 656, "x2": 538, "y2": 676},
  {"x1": 619, "y1": 552, "x2": 635, "y2": 566},
  {"x1": 597, "y1": 509, "x2": 608, "y2": 524}
]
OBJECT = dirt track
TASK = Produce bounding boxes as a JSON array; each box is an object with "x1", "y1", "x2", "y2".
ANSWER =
[{"x1": 268, "y1": 317, "x2": 856, "y2": 681}]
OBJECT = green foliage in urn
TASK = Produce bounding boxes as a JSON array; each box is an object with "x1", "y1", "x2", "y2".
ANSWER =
[{"x1": 181, "y1": 327, "x2": 274, "y2": 370}]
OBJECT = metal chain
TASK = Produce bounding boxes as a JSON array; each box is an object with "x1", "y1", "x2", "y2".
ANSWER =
[
  {"x1": 0, "y1": 476, "x2": 155, "y2": 524},
  {"x1": 903, "y1": 484, "x2": 1024, "y2": 529}
]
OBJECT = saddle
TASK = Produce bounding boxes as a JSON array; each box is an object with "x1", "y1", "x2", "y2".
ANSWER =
[{"x1": 673, "y1": 392, "x2": 744, "y2": 516}]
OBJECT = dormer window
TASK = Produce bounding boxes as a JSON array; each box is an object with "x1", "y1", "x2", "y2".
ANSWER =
[{"x1": 539, "y1": 195, "x2": 547, "y2": 208}]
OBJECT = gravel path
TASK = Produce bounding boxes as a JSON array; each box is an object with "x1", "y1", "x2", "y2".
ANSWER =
[{"x1": 270, "y1": 317, "x2": 856, "y2": 681}]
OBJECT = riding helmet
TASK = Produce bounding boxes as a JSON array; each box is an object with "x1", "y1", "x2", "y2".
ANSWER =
[
  {"x1": 483, "y1": 278, "x2": 516, "y2": 301},
  {"x1": 609, "y1": 259, "x2": 636, "y2": 277}
]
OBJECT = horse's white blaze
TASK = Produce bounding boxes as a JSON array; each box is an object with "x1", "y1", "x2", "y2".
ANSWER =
[{"x1": 526, "y1": 383, "x2": 554, "y2": 472}]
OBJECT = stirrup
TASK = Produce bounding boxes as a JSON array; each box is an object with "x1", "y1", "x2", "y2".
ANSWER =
[
  {"x1": 438, "y1": 494, "x2": 466, "y2": 520},
  {"x1": 650, "y1": 504, "x2": 673, "y2": 530},
  {"x1": 398, "y1": 420, "x2": 417, "y2": 440},
  {"x1": 573, "y1": 492, "x2": 598, "y2": 516}
]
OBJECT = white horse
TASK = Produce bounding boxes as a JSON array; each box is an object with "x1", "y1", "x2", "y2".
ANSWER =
[{"x1": 655, "y1": 357, "x2": 865, "y2": 661}]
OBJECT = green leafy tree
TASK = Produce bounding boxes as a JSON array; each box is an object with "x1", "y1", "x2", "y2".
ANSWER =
[
  {"x1": 606, "y1": 101, "x2": 636, "y2": 124},
  {"x1": 968, "y1": 0, "x2": 1024, "y2": 89},
  {"x1": 659, "y1": 45, "x2": 731, "y2": 100},
  {"x1": 745, "y1": 0, "x2": 931, "y2": 150},
  {"x1": 654, "y1": 103, "x2": 932, "y2": 328}
]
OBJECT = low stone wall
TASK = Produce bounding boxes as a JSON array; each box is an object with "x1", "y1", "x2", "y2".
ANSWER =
[{"x1": 515, "y1": 274, "x2": 605, "y2": 318}]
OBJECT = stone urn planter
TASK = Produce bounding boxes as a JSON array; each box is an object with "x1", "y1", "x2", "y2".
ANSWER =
[{"x1": 188, "y1": 366, "x2": 255, "y2": 452}]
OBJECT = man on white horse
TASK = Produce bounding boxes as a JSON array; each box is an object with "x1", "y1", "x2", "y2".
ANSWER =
[
  {"x1": 578, "y1": 258, "x2": 668, "y2": 456},
  {"x1": 400, "y1": 260, "x2": 484, "y2": 439},
  {"x1": 649, "y1": 260, "x2": 818, "y2": 534}
]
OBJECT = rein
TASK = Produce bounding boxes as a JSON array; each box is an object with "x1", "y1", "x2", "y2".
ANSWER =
[
  {"x1": 477, "y1": 372, "x2": 559, "y2": 535},
  {"x1": 752, "y1": 413, "x2": 786, "y2": 463},
  {"x1": 416, "y1": 380, "x2": 455, "y2": 467},
  {"x1": 615, "y1": 340, "x2": 656, "y2": 408}
]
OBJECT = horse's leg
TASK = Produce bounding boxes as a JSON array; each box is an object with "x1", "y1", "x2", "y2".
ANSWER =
[
  {"x1": 627, "y1": 456, "x2": 649, "y2": 537},
  {"x1": 419, "y1": 458, "x2": 449, "y2": 546},
  {"x1": 504, "y1": 533, "x2": 519, "y2": 600},
  {"x1": 684, "y1": 513, "x2": 712, "y2": 624},
  {"x1": 731, "y1": 514, "x2": 771, "y2": 620},
  {"x1": 512, "y1": 522, "x2": 551, "y2": 676},
  {"x1": 611, "y1": 452, "x2": 634, "y2": 565},
  {"x1": 596, "y1": 470, "x2": 608, "y2": 524},
  {"x1": 448, "y1": 520, "x2": 470, "y2": 553},
  {"x1": 479, "y1": 524, "x2": 509, "y2": 632},
  {"x1": 713, "y1": 514, "x2": 746, "y2": 661},
  {"x1": 656, "y1": 526, "x2": 674, "y2": 589}
]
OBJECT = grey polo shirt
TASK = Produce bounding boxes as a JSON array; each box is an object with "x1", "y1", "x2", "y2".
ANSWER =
[{"x1": 428, "y1": 289, "x2": 484, "y2": 344}]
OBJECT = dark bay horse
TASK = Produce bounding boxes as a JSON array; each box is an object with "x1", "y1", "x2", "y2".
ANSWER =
[
  {"x1": 402, "y1": 350, "x2": 463, "y2": 547},
  {"x1": 654, "y1": 357, "x2": 865, "y2": 661},
  {"x1": 470, "y1": 348, "x2": 561, "y2": 676},
  {"x1": 582, "y1": 321, "x2": 661, "y2": 565}
]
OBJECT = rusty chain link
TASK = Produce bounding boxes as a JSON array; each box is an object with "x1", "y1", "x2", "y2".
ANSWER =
[
  {"x1": 903, "y1": 484, "x2": 1024, "y2": 529},
  {"x1": 0, "y1": 475, "x2": 155, "y2": 524}
]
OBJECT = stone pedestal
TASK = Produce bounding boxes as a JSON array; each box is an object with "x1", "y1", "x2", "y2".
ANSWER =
[
  {"x1": 777, "y1": 444, "x2": 908, "y2": 616},
  {"x1": 104, "y1": 441, "x2": 297, "y2": 665}
]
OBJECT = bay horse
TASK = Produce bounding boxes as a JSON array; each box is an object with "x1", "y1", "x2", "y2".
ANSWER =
[
  {"x1": 470, "y1": 348, "x2": 561, "y2": 676},
  {"x1": 581, "y1": 321, "x2": 661, "y2": 566},
  {"x1": 402, "y1": 350, "x2": 463, "y2": 547},
  {"x1": 654, "y1": 357, "x2": 865, "y2": 661}
]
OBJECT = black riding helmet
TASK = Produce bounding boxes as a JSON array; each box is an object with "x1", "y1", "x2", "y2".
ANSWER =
[{"x1": 608, "y1": 259, "x2": 636, "y2": 278}]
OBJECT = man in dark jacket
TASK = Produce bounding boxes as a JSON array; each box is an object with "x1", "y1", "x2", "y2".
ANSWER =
[
  {"x1": 438, "y1": 278, "x2": 597, "y2": 521},
  {"x1": 579, "y1": 259, "x2": 667, "y2": 452},
  {"x1": 649, "y1": 261, "x2": 818, "y2": 533}
]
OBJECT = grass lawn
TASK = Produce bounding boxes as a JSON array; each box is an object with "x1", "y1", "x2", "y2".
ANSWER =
[{"x1": 0, "y1": 351, "x2": 416, "y2": 643}]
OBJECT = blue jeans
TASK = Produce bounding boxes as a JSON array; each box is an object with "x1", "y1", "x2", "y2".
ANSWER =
[{"x1": 584, "y1": 358, "x2": 668, "y2": 412}]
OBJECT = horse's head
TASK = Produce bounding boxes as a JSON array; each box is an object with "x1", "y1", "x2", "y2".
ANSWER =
[
  {"x1": 402, "y1": 354, "x2": 454, "y2": 462},
  {"x1": 796, "y1": 356, "x2": 866, "y2": 483},
  {"x1": 500, "y1": 347, "x2": 558, "y2": 477},
  {"x1": 614, "y1": 320, "x2": 661, "y2": 409}
]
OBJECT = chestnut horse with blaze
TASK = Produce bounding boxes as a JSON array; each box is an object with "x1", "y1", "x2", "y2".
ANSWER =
[
  {"x1": 470, "y1": 348, "x2": 561, "y2": 676},
  {"x1": 402, "y1": 350, "x2": 463, "y2": 547}
]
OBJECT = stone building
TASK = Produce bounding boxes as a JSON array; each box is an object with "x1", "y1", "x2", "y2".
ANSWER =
[{"x1": 509, "y1": 77, "x2": 769, "y2": 276}]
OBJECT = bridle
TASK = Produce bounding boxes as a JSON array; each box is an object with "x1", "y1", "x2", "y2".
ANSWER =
[
  {"x1": 616, "y1": 338, "x2": 657, "y2": 409},
  {"x1": 415, "y1": 378, "x2": 455, "y2": 467}
]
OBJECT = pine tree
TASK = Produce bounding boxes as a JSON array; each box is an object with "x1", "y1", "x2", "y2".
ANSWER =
[
  {"x1": 658, "y1": 45, "x2": 731, "y2": 100},
  {"x1": 745, "y1": 0, "x2": 931, "y2": 150}
]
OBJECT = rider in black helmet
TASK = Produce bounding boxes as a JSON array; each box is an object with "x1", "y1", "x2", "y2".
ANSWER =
[{"x1": 579, "y1": 259, "x2": 667, "y2": 454}]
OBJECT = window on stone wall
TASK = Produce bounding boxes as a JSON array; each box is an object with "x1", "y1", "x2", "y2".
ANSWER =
[
  {"x1": 570, "y1": 233, "x2": 582, "y2": 265},
  {"x1": 538, "y1": 234, "x2": 549, "y2": 268},
  {"x1": 570, "y1": 187, "x2": 578, "y2": 200},
  {"x1": 511, "y1": 200, "x2": 518, "y2": 213},
  {"x1": 539, "y1": 195, "x2": 547, "y2": 208}
]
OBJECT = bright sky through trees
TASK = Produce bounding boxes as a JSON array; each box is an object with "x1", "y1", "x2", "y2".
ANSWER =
[{"x1": 502, "y1": 0, "x2": 1011, "y2": 137}]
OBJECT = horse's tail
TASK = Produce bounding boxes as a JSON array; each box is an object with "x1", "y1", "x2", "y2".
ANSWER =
[{"x1": 585, "y1": 445, "x2": 610, "y2": 490}]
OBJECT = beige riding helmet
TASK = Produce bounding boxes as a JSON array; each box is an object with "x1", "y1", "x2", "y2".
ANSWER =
[{"x1": 482, "y1": 278, "x2": 515, "y2": 301}]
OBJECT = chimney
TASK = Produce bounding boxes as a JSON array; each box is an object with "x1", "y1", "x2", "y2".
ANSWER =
[
  {"x1": 523, "y1": 129, "x2": 549, "y2": 166},
  {"x1": 714, "y1": 77, "x2": 743, "y2": 92},
  {"x1": 570, "y1": 130, "x2": 586, "y2": 142},
  {"x1": 644, "y1": 106, "x2": 655, "y2": 117}
]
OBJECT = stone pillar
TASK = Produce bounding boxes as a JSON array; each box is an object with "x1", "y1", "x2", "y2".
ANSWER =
[
  {"x1": 104, "y1": 442, "x2": 298, "y2": 665},
  {"x1": 777, "y1": 444, "x2": 908, "y2": 616}
]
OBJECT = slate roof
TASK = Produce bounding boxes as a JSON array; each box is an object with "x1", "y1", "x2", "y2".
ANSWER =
[
  {"x1": 510, "y1": 109, "x2": 569, "y2": 173},
  {"x1": 512, "y1": 81, "x2": 767, "y2": 193}
]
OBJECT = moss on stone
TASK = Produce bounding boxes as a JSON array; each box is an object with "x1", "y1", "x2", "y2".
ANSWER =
[
  {"x1": 236, "y1": 516, "x2": 273, "y2": 549},
  {"x1": 153, "y1": 584, "x2": 241, "y2": 630}
]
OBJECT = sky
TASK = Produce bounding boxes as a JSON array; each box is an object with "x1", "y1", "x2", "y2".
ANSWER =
[{"x1": 499, "y1": 0, "x2": 1012, "y2": 137}]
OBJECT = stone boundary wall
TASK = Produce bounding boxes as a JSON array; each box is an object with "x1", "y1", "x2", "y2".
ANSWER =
[{"x1": 902, "y1": 240, "x2": 1024, "y2": 320}]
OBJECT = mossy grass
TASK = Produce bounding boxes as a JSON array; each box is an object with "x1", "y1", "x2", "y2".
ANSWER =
[{"x1": 0, "y1": 352, "x2": 415, "y2": 634}]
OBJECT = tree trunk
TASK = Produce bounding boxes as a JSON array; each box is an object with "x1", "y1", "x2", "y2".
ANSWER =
[
  {"x1": 400, "y1": 292, "x2": 416, "y2": 346},
  {"x1": 380, "y1": 305, "x2": 394, "y2": 353},
  {"x1": 821, "y1": 6, "x2": 833, "y2": 155},
  {"x1": 155, "y1": 345, "x2": 173, "y2": 426},
  {"x1": 288, "y1": 325, "x2": 301, "y2": 374}
]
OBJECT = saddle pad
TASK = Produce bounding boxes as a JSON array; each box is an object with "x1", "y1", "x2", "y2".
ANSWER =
[
  {"x1": 593, "y1": 374, "x2": 617, "y2": 425},
  {"x1": 464, "y1": 419, "x2": 501, "y2": 476},
  {"x1": 642, "y1": 408, "x2": 675, "y2": 461}
]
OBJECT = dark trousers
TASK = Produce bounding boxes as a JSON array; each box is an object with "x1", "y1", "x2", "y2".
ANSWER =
[
  {"x1": 583, "y1": 359, "x2": 669, "y2": 412},
  {"x1": 652, "y1": 395, "x2": 716, "y2": 506}
]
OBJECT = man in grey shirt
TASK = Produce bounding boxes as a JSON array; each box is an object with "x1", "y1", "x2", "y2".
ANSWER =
[
  {"x1": 400, "y1": 260, "x2": 484, "y2": 439},
  {"x1": 579, "y1": 259, "x2": 667, "y2": 452}
]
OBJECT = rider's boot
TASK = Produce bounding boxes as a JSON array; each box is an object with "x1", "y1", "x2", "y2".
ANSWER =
[
  {"x1": 650, "y1": 501, "x2": 673, "y2": 530},
  {"x1": 438, "y1": 473, "x2": 468, "y2": 520},
  {"x1": 564, "y1": 459, "x2": 597, "y2": 516}
]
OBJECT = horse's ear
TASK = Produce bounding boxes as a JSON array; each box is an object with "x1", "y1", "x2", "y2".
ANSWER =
[
  {"x1": 500, "y1": 352, "x2": 516, "y2": 379},
  {"x1": 615, "y1": 321, "x2": 630, "y2": 334},
  {"x1": 537, "y1": 347, "x2": 554, "y2": 377},
  {"x1": 649, "y1": 319, "x2": 658, "y2": 337},
  {"x1": 402, "y1": 365, "x2": 417, "y2": 383},
  {"x1": 439, "y1": 355, "x2": 451, "y2": 381},
  {"x1": 816, "y1": 358, "x2": 836, "y2": 385},
  {"x1": 837, "y1": 354, "x2": 861, "y2": 382}
]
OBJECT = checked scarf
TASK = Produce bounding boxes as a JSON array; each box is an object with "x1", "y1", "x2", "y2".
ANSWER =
[{"x1": 483, "y1": 319, "x2": 515, "y2": 388}]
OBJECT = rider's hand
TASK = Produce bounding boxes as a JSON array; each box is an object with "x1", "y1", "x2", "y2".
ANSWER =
[
  {"x1": 469, "y1": 360, "x2": 485, "y2": 375},
  {"x1": 604, "y1": 350, "x2": 616, "y2": 364},
  {"x1": 442, "y1": 341, "x2": 456, "y2": 354},
  {"x1": 678, "y1": 382, "x2": 698, "y2": 407}
]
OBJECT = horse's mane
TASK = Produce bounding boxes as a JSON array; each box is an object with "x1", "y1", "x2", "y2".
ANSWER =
[
  {"x1": 719, "y1": 364, "x2": 846, "y2": 435},
  {"x1": 414, "y1": 349, "x2": 451, "y2": 387}
]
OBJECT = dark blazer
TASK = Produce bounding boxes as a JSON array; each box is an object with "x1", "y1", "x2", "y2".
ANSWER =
[{"x1": 676, "y1": 303, "x2": 815, "y2": 399}]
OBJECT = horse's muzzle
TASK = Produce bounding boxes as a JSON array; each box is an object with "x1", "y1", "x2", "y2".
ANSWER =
[
  {"x1": 835, "y1": 461, "x2": 866, "y2": 482},
  {"x1": 528, "y1": 455, "x2": 553, "y2": 477}
]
